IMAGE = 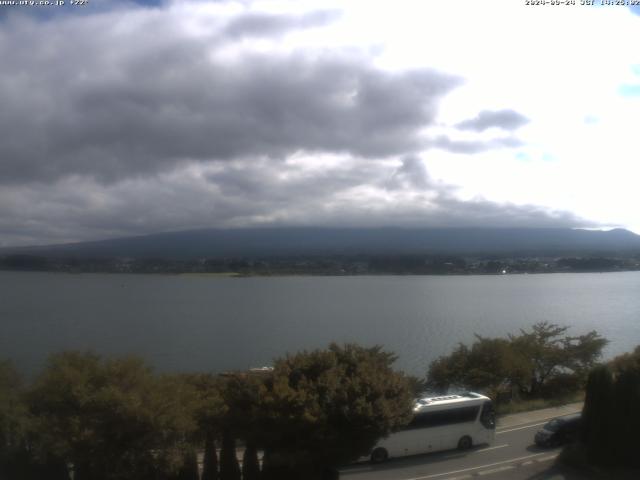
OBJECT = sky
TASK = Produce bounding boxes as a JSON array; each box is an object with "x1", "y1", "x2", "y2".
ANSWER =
[{"x1": 1, "y1": 0, "x2": 640, "y2": 246}]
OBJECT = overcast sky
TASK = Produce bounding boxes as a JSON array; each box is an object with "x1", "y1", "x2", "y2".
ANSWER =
[{"x1": 1, "y1": 0, "x2": 639, "y2": 246}]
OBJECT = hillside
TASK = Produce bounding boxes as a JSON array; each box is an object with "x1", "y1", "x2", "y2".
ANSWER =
[{"x1": 3, "y1": 227, "x2": 640, "y2": 259}]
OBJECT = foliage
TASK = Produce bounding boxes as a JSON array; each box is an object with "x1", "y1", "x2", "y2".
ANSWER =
[
  {"x1": 426, "y1": 322, "x2": 607, "y2": 398},
  {"x1": 2, "y1": 342, "x2": 414, "y2": 479},
  {"x1": 182, "y1": 373, "x2": 227, "y2": 437},
  {"x1": 27, "y1": 351, "x2": 200, "y2": 480},
  {"x1": 427, "y1": 336, "x2": 527, "y2": 397},
  {"x1": 609, "y1": 345, "x2": 640, "y2": 374},
  {"x1": 258, "y1": 343, "x2": 413, "y2": 477},
  {"x1": 510, "y1": 323, "x2": 607, "y2": 395},
  {"x1": 219, "y1": 373, "x2": 266, "y2": 443},
  {"x1": 611, "y1": 368, "x2": 640, "y2": 466},
  {"x1": 201, "y1": 432, "x2": 218, "y2": 480},
  {"x1": 174, "y1": 448, "x2": 199, "y2": 480},
  {"x1": 581, "y1": 365, "x2": 614, "y2": 464},
  {"x1": 405, "y1": 375, "x2": 428, "y2": 397},
  {"x1": 0, "y1": 360, "x2": 27, "y2": 454},
  {"x1": 241, "y1": 442, "x2": 260, "y2": 480},
  {"x1": 0, "y1": 360, "x2": 54, "y2": 480},
  {"x1": 581, "y1": 346, "x2": 640, "y2": 468},
  {"x1": 219, "y1": 429, "x2": 241, "y2": 480}
]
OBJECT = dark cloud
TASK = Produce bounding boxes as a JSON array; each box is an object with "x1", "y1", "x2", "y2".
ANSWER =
[
  {"x1": 0, "y1": 11, "x2": 459, "y2": 184},
  {"x1": 0, "y1": 157, "x2": 592, "y2": 247},
  {"x1": 456, "y1": 109, "x2": 529, "y2": 131},
  {"x1": 221, "y1": 9, "x2": 342, "y2": 39},
  {"x1": 0, "y1": 4, "x2": 594, "y2": 246}
]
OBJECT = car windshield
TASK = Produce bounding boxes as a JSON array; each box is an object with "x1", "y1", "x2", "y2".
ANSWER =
[{"x1": 544, "y1": 419, "x2": 562, "y2": 432}]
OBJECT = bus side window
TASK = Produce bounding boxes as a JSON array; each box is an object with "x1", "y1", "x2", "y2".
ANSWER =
[
  {"x1": 404, "y1": 404, "x2": 485, "y2": 430},
  {"x1": 409, "y1": 412, "x2": 431, "y2": 429}
]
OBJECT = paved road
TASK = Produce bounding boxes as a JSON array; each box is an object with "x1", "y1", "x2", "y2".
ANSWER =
[{"x1": 340, "y1": 404, "x2": 583, "y2": 480}]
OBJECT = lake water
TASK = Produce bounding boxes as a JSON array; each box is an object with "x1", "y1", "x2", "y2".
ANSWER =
[{"x1": 1, "y1": 271, "x2": 639, "y2": 377}]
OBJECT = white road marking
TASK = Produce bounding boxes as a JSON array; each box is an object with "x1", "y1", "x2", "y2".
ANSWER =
[
  {"x1": 403, "y1": 452, "x2": 549, "y2": 480},
  {"x1": 496, "y1": 421, "x2": 549, "y2": 434},
  {"x1": 473, "y1": 444, "x2": 508, "y2": 453},
  {"x1": 477, "y1": 465, "x2": 515, "y2": 476},
  {"x1": 535, "y1": 454, "x2": 558, "y2": 463}
]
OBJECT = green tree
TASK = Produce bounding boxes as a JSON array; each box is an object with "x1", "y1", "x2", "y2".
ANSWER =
[
  {"x1": 258, "y1": 343, "x2": 413, "y2": 479},
  {"x1": 581, "y1": 365, "x2": 614, "y2": 465},
  {"x1": 175, "y1": 448, "x2": 199, "y2": 480},
  {"x1": 581, "y1": 346, "x2": 640, "y2": 468},
  {"x1": 0, "y1": 361, "x2": 64, "y2": 480},
  {"x1": 0, "y1": 361, "x2": 26, "y2": 454},
  {"x1": 182, "y1": 373, "x2": 226, "y2": 480},
  {"x1": 219, "y1": 371, "x2": 270, "y2": 480},
  {"x1": 427, "y1": 337, "x2": 528, "y2": 398},
  {"x1": 611, "y1": 368, "x2": 640, "y2": 466},
  {"x1": 427, "y1": 323, "x2": 607, "y2": 399},
  {"x1": 609, "y1": 345, "x2": 640, "y2": 374},
  {"x1": 28, "y1": 351, "x2": 199, "y2": 480},
  {"x1": 242, "y1": 442, "x2": 261, "y2": 480},
  {"x1": 219, "y1": 429, "x2": 241, "y2": 480},
  {"x1": 509, "y1": 322, "x2": 607, "y2": 395},
  {"x1": 201, "y1": 431, "x2": 219, "y2": 480}
]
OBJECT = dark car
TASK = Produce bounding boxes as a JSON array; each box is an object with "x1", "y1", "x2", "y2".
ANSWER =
[{"x1": 534, "y1": 413, "x2": 581, "y2": 447}]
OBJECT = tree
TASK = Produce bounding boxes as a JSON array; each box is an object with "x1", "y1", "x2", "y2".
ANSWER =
[
  {"x1": 581, "y1": 345, "x2": 640, "y2": 468},
  {"x1": 581, "y1": 365, "x2": 614, "y2": 464},
  {"x1": 0, "y1": 360, "x2": 62, "y2": 480},
  {"x1": 611, "y1": 368, "x2": 640, "y2": 466},
  {"x1": 242, "y1": 442, "x2": 261, "y2": 480},
  {"x1": 218, "y1": 371, "x2": 270, "y2": 480},
  {"x1": 0, "y1": 360, "x2": 27, "y2": 456},
  {"x1": 427, "y1": 337, "x2": 528, "y2": 398},
  {"x1": 258, "y1": 343, "x2": 413, "y2": 479},
  {"x1": 426, "y1": 323, "x2": 607, "y2": 399},
  {"x1": 510, "y1": 322, "x2": 607, "y2": 395},
  {"x1": 182, "y1": 373, "x2": 226, "y2": 480},
  {"x1": 201, "y1": 431, "x2": 219, "y2": 480},
  {"x1": 219, "y1": 429, "x2": 241, "y2": 480},
  {"x1": 609, "y1": 345, "x2": 640, "y2": 374},
  {"x1": 27, "y1": 351, "x2": 199, "y2": 480},
  {"x1": 175, "y1": 448, "x2": 199, "y2": 480}
]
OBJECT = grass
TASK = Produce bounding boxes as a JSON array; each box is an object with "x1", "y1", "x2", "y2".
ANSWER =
[{"x1": 495, "y1": 390, "x2": 584, "y2": 416}]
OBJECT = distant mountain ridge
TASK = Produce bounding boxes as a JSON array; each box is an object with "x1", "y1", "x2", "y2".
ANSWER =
[{"x1": 2, "y1": 227, "x2": 640, "y2": 259}]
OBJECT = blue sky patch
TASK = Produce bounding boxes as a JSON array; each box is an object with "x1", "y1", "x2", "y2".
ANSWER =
[{"x1": 619, "y1": 84, "x2": 640, "y2": 97}]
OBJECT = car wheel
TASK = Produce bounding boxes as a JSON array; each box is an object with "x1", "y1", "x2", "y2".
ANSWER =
[
  {"x1": 371, "y1": 448, "x2": 389, "y2": 463},
  {"x1": 458, "y1": 436, "x2": 473, "y2": 450}
]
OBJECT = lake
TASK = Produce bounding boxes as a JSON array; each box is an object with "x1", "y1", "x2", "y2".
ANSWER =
[{"x1": 1, "y1": 271, "x2": 639, "y2": 377}]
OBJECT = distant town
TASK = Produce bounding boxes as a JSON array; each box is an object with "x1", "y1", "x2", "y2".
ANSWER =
[{"x1": 2, "y1": 253, "x2": 640, "y2": 276}]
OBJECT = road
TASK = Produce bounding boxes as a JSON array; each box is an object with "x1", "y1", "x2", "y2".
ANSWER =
[{"x1": 340, "y1": 418, "x2": 569, "y2": 480}]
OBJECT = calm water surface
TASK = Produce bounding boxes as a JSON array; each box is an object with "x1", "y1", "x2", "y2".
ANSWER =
[{"x1": 1, "y1": 271, "x2": 639, "y2": 376}]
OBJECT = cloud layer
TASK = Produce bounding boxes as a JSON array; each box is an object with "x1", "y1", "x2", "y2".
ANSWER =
[{"x1": 0, "y1": 1, "x2": 592, "y2": 246}]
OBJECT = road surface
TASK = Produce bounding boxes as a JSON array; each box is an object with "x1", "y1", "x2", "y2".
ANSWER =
[{"x1": 340, "y1": 405, "x2": 583, "y2": 480}]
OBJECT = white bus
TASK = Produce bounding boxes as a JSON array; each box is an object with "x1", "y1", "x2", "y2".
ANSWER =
[{"x1": 368, "y1": 392, "x2": 496, "y2": 463}]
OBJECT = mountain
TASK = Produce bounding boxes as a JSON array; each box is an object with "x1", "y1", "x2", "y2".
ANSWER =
[{"x1": 2, "y1": 227, "x2": 640, "y2": 259}]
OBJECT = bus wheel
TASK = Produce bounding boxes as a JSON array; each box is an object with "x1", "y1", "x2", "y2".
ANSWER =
[
  {"x1": 371, "y1": 448, "x2": 388, "y2": 463},
  {"x1": 457, "y1": 436, "x2": 472, "y2": 450}
]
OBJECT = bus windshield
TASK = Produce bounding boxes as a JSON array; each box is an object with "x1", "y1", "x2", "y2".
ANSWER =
[{"x1": 480, "y1": 400, "x2": 495, "y2": 429}]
